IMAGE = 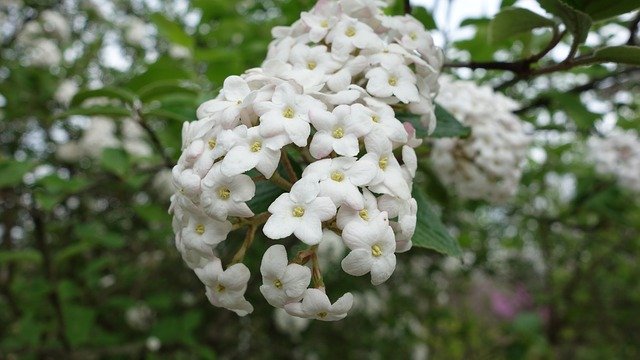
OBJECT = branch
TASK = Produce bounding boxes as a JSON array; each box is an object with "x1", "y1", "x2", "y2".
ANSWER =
[
  {"x1": 627, "y1": 11, "x2": 640, "y2": 46},
  {"x1": 132, "y1": 102, "x2": 174, "y2": 170},
  {"x1": 281, "y1": 151, "x2": 298, "y2": 183},
  {"x1": 404, "y1": 0, "x2": 412, "y2": 14},
  {"x1": 31, "y1": 207, "x2": 72, "y2": 353}
]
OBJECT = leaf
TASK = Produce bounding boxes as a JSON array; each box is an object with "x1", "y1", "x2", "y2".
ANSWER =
[
  {"x1": 539, "y1": 0, "x2": 592, "y2": 46},
  {"x1": 70, "y1": 87, "x2": 137, "y2": 107},
  {"x1": 247, "y1": 178, "x2": 284, "y2": 214},
  {"x1": 592, "y1": 46, "x2": 640, "y2": 65},
  {"x1": 100, "y1": 148, "x2": 130, "y2": 177},
  {"x1": 412, "y1": 187, "x2": 462, "y2": 257},
  {"x1": 150, "y1": 13, "x2": 194, "y2": 48},
  {"x1": 0, "y1": 159, "x2": 35, "y2": 188},
  {"x1": 551, "y1": 92, "x2": 599, "y2": 130},
  {"x1": 58, "y1": 106, "x2": 131, "y2": 119},
  {"x1": 142, "y1": 107, "x2": 192, "y2": 123},
  {"x1": 412, "y1": 6, "x2": 436, "y2": 30},
  {"x1": 556, "y1": 0, "x2": 639, "y2": 21},
  {"x1": 64, "y1": 305, "x2": 97, "y2": 347},
  {"x1": 489, "y1": 7, "x2": 555, "y2": 43},
  {"x1": 432, "y1": 104, "x2": 471, "y2": 138},
  {"x1": 0, "y1": 249, "x2": 42, "y2": 264},
  {"x1": 138, "y1": 80, "x2": 200, "y2": 102}
]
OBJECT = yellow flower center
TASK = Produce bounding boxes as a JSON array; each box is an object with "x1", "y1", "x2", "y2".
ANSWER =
[
  {"x1": 359, "y1": 209, "x2": 369, "y2": 221},
  {"x1": 250, "y1": 141, "x2": 262, "y2": 152},
  {"x1": 195, "y1": 224, "x2": 205, "y2": 235},
  {"x1": 317, "y1": 311, "x2": 328, "y2": 319},
  {"x1": 216, "y1": 284, "x2": 225, "y2": 292},
  {"x1": 331, "y1": 171, "x2": 345, "y2": 182},
  {"x1": 218, "y1": 187, "x2": 231, "y2": 200},
  {"x1": 345, "y1": 26, "x2": 356, "y2": 37},
  {"x1": 208, "y1": 138, "x2": 217, "y2": 150},
  {"x1": 236, "y1": 99, "x2": 242, "y2": 105},
  {"x1": 320, "y1": 19, "x2": 329, "y2": 28},
  {"x1": 378, "y1": 156, "x2": 388, "y2": 170},
  {"x1": 409, "y1": 32, "x2": 418, "y2": 40},
  {"x1": 371, "y1": 115, "x2": 380, "y2": 123},
  {"x1": 274, "y1": 279, "x2": 283, "y2": 289},
  {"x1": 332, "y1": 127, "x2": 344, "y2": 139},
  {"x1": 283, "y1": 106, "x2": 295, "y2": 119},
  {"x1": 292, "y1": 206, "x2": 305, "y2": 217},
  {"x1": 388, "y1": 76, "x2": 398, "y2": 86},
  {"x1": 307, "y1": 61, "x2": 317, "y2": 70},
  {"x1": 371, "y1": 244, "x2": 382, "y2": 257}
]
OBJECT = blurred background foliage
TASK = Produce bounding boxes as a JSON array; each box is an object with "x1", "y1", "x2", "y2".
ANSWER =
[{"x1": 1, "y1": 0, "x2": 639, "y2": 358}]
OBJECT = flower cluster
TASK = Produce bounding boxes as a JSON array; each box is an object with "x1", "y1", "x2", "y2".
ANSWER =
[
  {"x1": 170, "y1": 0, "x2": 442, "y2": 320},
  {"x1": 430, "y1": 76, "x2": 530, "y2": 203},
  {"x1": 587, "y1": 128, "x2": 640, "y2": 193},
  {"x1": 15, "y1": 10, "x2": 70, "y2": 68}
]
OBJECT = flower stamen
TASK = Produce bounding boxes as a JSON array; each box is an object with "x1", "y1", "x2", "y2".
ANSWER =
[{"x1": 292, "y1": 206, "x2": 305, "y2": 217}]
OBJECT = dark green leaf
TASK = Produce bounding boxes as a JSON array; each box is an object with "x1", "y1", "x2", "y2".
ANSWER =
[
  {"x1": 555, "y1": 0, "x2": 639, "y2": 21},
  {"x1": 247, "y1": 179, "x2": 284, "y2": 214},
  {"x1": 58, "y1": 106, "x2": 131, "y2": 118},
  {"x1": 432, "y1": 104, "x2": 471, "y2": 138},
  {"x1": 592, "y1": 45, "x2": 640, "y2": 65},
  {"x1": 0, "y1": 159, "x2": 35, "y2": 188},
  {"x1": 412, "y1": 187, "x2": 462, "y2": 256},
  {"x1": 0, "y1": 249, "x2": 42, "y2": 264},
  {"x1": 70, "y1": 87, "x2": 137, "y2": 107},
  {"x1": 489, "y1": 7, "x2": 555, "y2": 43},
  {"x1": 150, "y1": 13, "x2": 194, "y2": 48},
  {"x1": 100, "y1": 148, "x2": 130, "y2": 177},
  {"x1": 143, "y1": 107, "x2": 192, "y2": 123},
  {"x1": 539, "y1": 0, "x2": 592, "y2": 45},
  {"x1": 138, "y1": 80, "x2": 200, "y2": 102},
  {"x1": 412, "y1": 6, "x2": 437, "y2": 30},
  {"x1": 64, "y1": 305, "x2": 97, "y2": 347}
]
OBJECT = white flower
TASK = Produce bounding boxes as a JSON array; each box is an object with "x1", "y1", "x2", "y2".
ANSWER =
[
  {"x1": 196, "y1": 76, "x2": 252, "y2": 127},
  {"x1": 220, "y1": 125, "x2": 285, "y2": 178},
  {"x1": 256, "y1": 83, "x2": 324, "y2": 147},
  {"x1": 300, "y1": 1, "x2": 340, "y2": 42},
  {"x1": 325, "y1": 17, "x2": 380, "y2": 60},
  {"x1": 284, "y1": 288, "x2": 353, "y2": 321},
  {"x1": 302, "y1": 157, "x2": 376, "y2": 209},
  {"x1": 259, "y1": 245, "x2": 311, "y2": 307},
  {"x1": 26, "y1": 38, "x2": 62, "y2": 67},
  {"x1": 201, "y1": 163, "x2": 255, "y2": 220},
  {"x1": 361, "y1": 132, "x2": 412, "y2": 200},
  {"x1": 180, "y1": 207, "x2": 232, "y2": 247},
  {"x1": 125, "y1": 17, "x2": 148, "y2": 46},
  {"x1": 336, "y1": 188, "x2": 381, "y2": 229},
  {"x1": 274, "y1": 308, "x2": 311, "y2": 337},
  {"x1": 317, "y1": 229, "x2": 346, "y2": 268},
  {"x1": 54, "y1": 80, "x2": 78, "y2": 105},
  {"x1": 172, "y1": 166, "x2": 202, "y2": 200},
  {"x1": 289, "y1": 43, "x2": 341, "y2": 78},
  {"x1": 365, "y1": 63, "x2": 420, "y2": 103},
  {"x1": 263, "y1": 178, "x2": 337, "y2": 245},
  {"x1": 362, "y1": 97, "x2": 408, "y2": 144},
  {"x1": 41, "y1": 10, "x2": 70, "y2": 40},
  {"x1": 195, "y1": 258, "x2": 254, "y2": 316},
  {"x1": 309, "y1": 104, "x2": 372, "y2": 159},
  {"x1": 341, "y1": 212, "x2": 396, "y2": 285}
]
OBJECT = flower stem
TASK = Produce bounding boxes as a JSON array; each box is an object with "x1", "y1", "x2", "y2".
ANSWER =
[
  {"x1": 231, "y1": 224, "x2": 258, "y2": 265},
  {"x1": 281, "y1": 151, "x2": 299, "y2": 183},
  {"x1": 310, "y1": 245, "x2": 324, "y2": 288},
  {"x1": 269, "y1": 172, "x2": 293, "y2": 191}
]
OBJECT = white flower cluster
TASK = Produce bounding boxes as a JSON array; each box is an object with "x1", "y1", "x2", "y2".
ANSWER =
[
  {"x1": 430, "y1": 77, "x2": 530, "y2": 203},
  {"x1": 16, "y1": 10, "x2": 70, "y2": 68},
  {"x1": 170, "y1": 0, "x2": 442, "y2": 320},
  {"x1": 587, "y1": 128, "x2": 640, "y2": 193}
]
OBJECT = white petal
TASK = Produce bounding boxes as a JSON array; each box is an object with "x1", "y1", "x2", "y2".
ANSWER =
[
  {"x1": 294, "y1": 216, "x2": 324, "y2": 245},
  {"x1": 282, "y1": 264, "x2": 311, "y2": 298},
  {"x1": 306, "y1": 196, "x2": 337, "y2": 221},
  {"x1": 260, "y1": 244, "x2": 288, "y2": 278},
  {"x1": 263, "y1": 214, "x2": 298, "y2": 240},
  {"x1": 310, "y1": 132, "x2": 336, "y2": 159},
  {"x1": 370, "y1": 254, "x2": 396, "y2": 285},
  {"x1": 341, "y1": 248, "x2": 373, "y2": 276}
]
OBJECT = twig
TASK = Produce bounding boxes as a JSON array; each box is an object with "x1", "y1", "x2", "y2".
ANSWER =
[
  {"x1": 132, "y1": 102, "x2": 174, "y2": 169},
  {"x1": 280, "y1": 152, "x2": 298, "y2": 183},
  {"x1": 31, "y1": 207, "x2": 72, "y2": 353},
  {"x1": 309, "y1": 245, "x2": 324, "y2": 288},
  {"x1": 230, "y1": 224, "x2": 258, "y2": 264},
  {"x1": 627, "y1": 11, "x2": 640, "y2": 46},
  {"x1": 404, "y1": 0, "x2": 412, "y2": 14},
  {"x1": 269, "y1": 172, "x2": 293, "y2": 191}
]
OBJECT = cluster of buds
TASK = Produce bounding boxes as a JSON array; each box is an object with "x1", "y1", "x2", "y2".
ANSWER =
[
  {"x1": 587, "y1": 128, "x2": 640, "y2": 193},
  {"x1": 430, "y1": 77, "x2": 530, "y2": 203},
  {"x1": 170, "y1": 0, "x2": 442, "y2": 320}
]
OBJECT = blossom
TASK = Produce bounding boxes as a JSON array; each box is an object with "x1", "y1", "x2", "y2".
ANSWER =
[
  {"x1": 341, "y1": 212, "x2": 396, "y2": 285},
  {"x1": 220, "y1": 125, "x2": 285, "y2": 178},
  {"x1": 197, "y1": 76, "x2": 252, "y2": 127},
  {"x1": 201, "y1": 163, "x2": 255, "y2": 220},
  {"x1": 365, "y1": 63, "x2": 420, "y2": 103},
  {"x1": 255, "y1": 83, "x2": 324, "y2": 147},
  {"x1": 259, "y1": 245, "x2": 311, "y2": 307},
  {"x1": 179, "y1": 207, "x2": 232, "y2": 247},
  {"x1": 302, "y1": 157, "x2": 376, "y2": 209},
  {"x1": 336, "y1": 188, "x2": 381, "y2": 229},
  {"x1": 263, "y1": 178, "x2": 337, "y2": 245},
  {"x1": 361, "y1": 132, "x2": 411, "y2": 200},
  {"x1": 300, "y1": 1, "x2": 340, "y2": 42},
  {"x1": 587, "y1": 128, "x2": 640, "y2": 193},
  {"x1": 195, "y1": 258, "x2": 254, "y2": 316},
  {"x1": 325, "y1": 17, "x2": 380, "y2": 60},
  {"x1": 309, "y1": 104, "x2": 372, "y2": 158},
  {"x1": 284, "y1": 288, "x2": 353, "y2": 321}
]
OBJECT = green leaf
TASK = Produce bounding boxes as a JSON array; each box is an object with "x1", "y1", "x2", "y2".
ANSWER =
[
  {"x1": 432, "y1": 104, "x2": 471, "y2": 138},
  {"x1": 58, "y1": 106, "x2": 131, "y2": 119},
  {"x1": 0, "y1": 159, "x2": 35, "y2": 188},
  {"x1": 142, "y1": 107, "x2": 192, "y2": 123},
  {"x1": 551, "y1": 92, "x2": 599, "y2": 130},
  {"x1": 150, "y1": 13, "x2": 194, "y2": 48},
  {"x1": 247, "y1": 178, "x2": 284, "y2": 214},
  {"x1": 489, "y1": 7, "x2": 555, "y2": 43},
  {"x1": 539, "y1": 0, "x2": 592, "y2": 45},
  {"x1": 555, "y1": 0, "x2": 639, "y2": 21},
  {"x1": 64, "y1": 305, "x2": 97, "y2": 347},
  {"x1": 0, "y1": 249, "x2": 42, "y2": 264},
  {"x1": 592, "y1": 46, "x2": 640, "y2": 65},
  {"x1": 412, "y1": 6, "x2": 437, "y2": 30},
  {"x1": 100, "y1": 148, "x2": 130, "y2": 177},
  {"x1": 138, "y1": 80, "x2": 199, "y2": 102},
  {"x1": 70, "y1": 87, "x2": 137, "y2": 107},
  {"x1": 412, "y1": 187, "x2": 462, "y2": 257}
]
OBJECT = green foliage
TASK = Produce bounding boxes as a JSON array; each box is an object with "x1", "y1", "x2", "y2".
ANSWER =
[
  {"x1": 412, "y1": 187, "x2": 462, "y2": 257},
  {"x1": 539, "y1": 0, "x2": 592, "y2": 45},
  {"x1": 593, "y1": 45, "x2": 640, "y2": 65},
  {"x1": 489, "y1": 7, "x2": 556, "y2": 44}
]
